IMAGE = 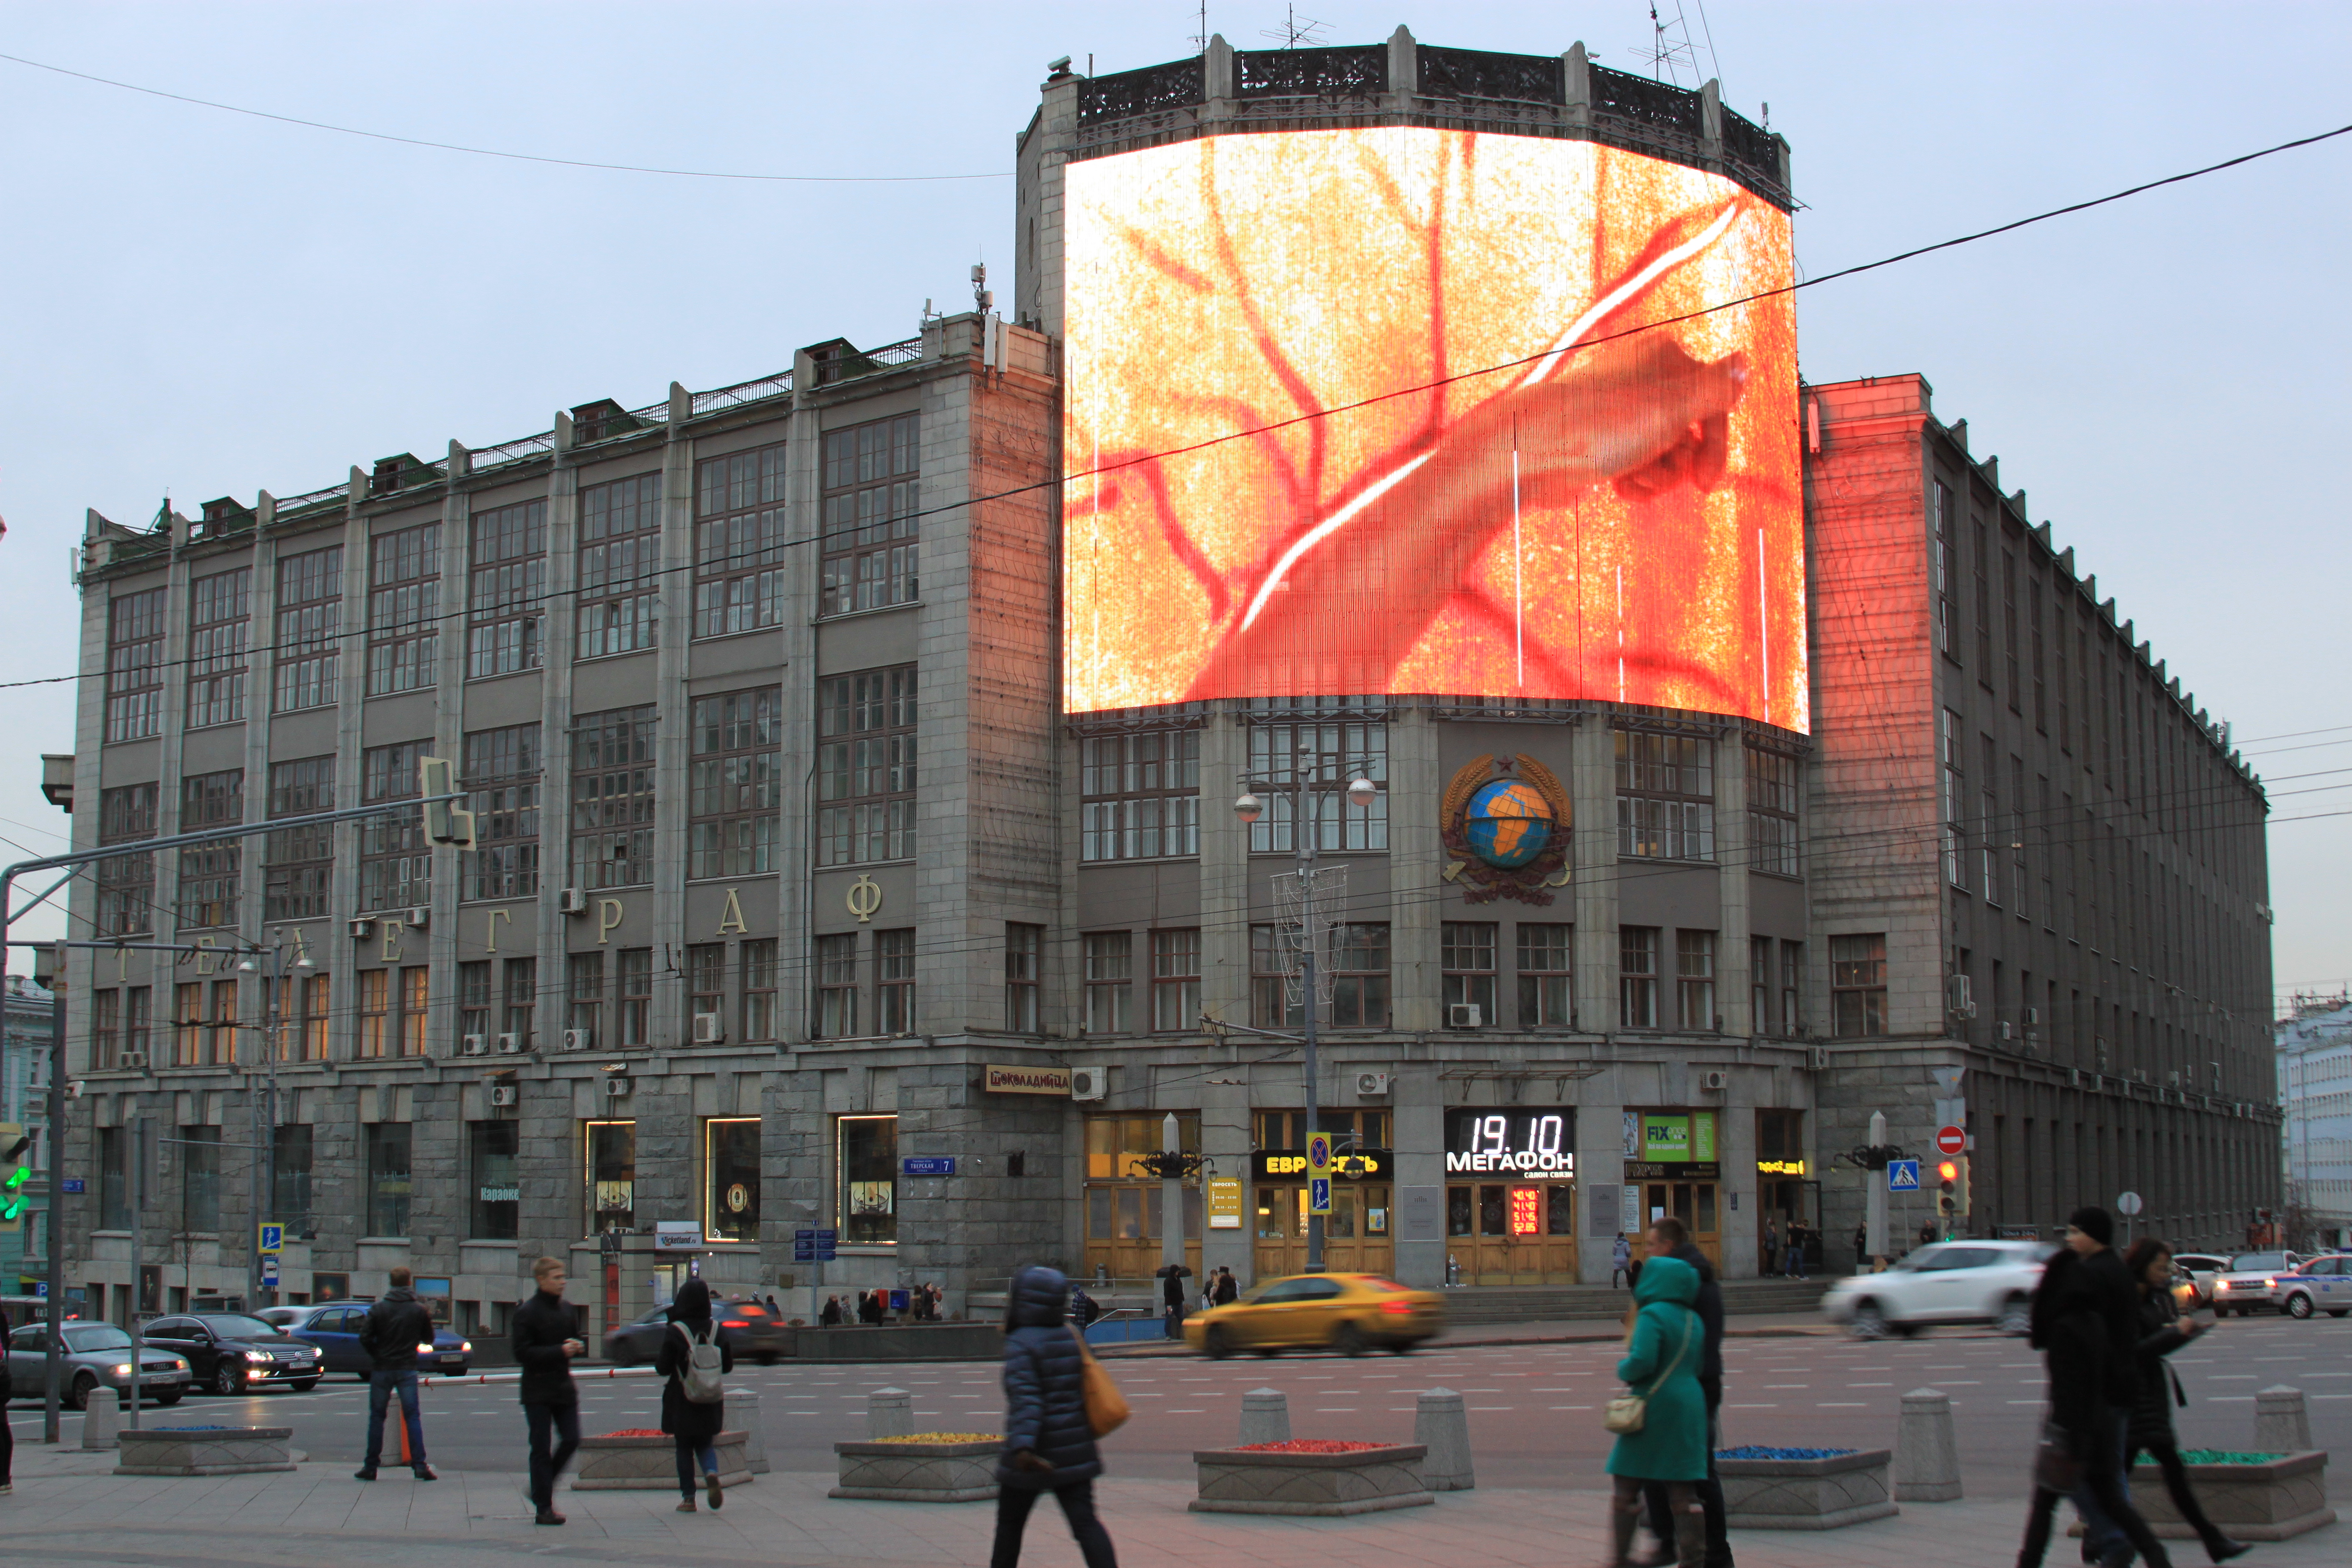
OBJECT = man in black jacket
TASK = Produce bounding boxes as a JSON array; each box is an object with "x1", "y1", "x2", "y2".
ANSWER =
[
  {"x1": 514, "y1": 1256, "x2": 587, "y2": 1526},
  {"x1": 1641, "y1": 1217, "x2": 1732, "y2": 1568},
  {"x1": 354, "y1": 1266, "x2": 436, "y2": 1481}
]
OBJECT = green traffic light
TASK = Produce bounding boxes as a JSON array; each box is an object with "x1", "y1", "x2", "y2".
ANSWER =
[{"x1": 4, "y1": 1167, "x2": 26, "y2": 1189}]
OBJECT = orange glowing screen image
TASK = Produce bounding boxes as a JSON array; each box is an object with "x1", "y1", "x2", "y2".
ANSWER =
[{"x1": 1062, "y1": 127, "x2": 1803, "y2": 730}]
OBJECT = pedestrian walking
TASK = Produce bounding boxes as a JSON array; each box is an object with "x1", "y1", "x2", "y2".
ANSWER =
[
  {"x1": 1762, "y1": 1218, "x2": 1777, "y2": 1276},
  {"x1": 1919, "y1": 1220, "x2": 1937, "y2": 1250},
  {"x1": 0, "y1": 1336, "x2": 13, "y2": 1494},
  {"x1": 1604, "y1": 1253, "x2": 1708, "y2": 1568},
  {"x1": 1157, "y1": 1263, "x2": 1188, "y2": 1338},
  {"x1": 353, "y1": 1265, "x2": 436, "y2": 1481},
  {"x1": 2012, "y1": 1209, "x2": 2173, "y2": 1568},
  {"x1": 765, "y1": 1292, "x2": 781, "y2": 1316},
  {"x1": 993, "y1": 1265, "x2": 1119, "y2": 1568},
  {"x1": 859, "y1": 1288, "x2": 884, "y2": 1325},
  {"x1": 1612, "y1": 1231, "x2": 1634, "y2": 1289},
  {"x1": 2122, "y1": 1238, "x2": 2248, "y2": 1563},
  {"x1": 1853, "y1": 1222, "x2": 1869, "y2": 1271},
  {"x1": 1639, "y1": 1218, "x2": 1733, "y2": 1568},
  {"x1": 819, "y1": 1294, "x2": 843, "y2": 1326},
  {"x1": 1213, "y1": 1266, "x2": 1239, "y2": 1306},
  {"x1": 658, "y1": 1279, "x2": 736, "y2": 1514},
  {"x1": 514, "y1": 1255, "x2": 588, "y2": 1527},
  {"x1": 1782, "y1": 1223, "x2": 1806, "y2": 1280}
]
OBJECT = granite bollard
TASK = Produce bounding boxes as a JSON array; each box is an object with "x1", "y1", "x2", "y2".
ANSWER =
[
  {"x1": 1894, "y1": 1388, "x2": 1961, "y2": 1501},
  {"x1": 867, "y1": 1387, "x2": 915, "y2": 1439},
  {"x1": 1238, "y1": 1387, "x2": 1290, "y2": 1446},
  {"x1": 1415, "y1": 1387, "x2": 1474, "y2": 1490}
]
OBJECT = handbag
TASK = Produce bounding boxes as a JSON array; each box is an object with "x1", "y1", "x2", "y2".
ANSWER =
[
  {"x1": 2032, "y1": 1425, "x2": 2083, "y2": 1493},
  {"x1": 1068, "y1": 1326, "x2": 1130, "y2": 1437},
  {"x1": 1603, "y1": 1310, "x2": 1694, "y2": 1435}
]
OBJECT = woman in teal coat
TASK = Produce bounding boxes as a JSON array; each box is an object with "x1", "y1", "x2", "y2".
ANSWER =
[{"x1": 1605, "y1": 1253, "x2": 1708, "y2": 1567}]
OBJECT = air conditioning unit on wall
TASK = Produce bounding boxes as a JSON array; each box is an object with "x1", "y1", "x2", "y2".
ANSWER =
[
  {"x1": 1446, "y1": 1003, "x2": 1482, "y2": 1029},
  {"x1": 692, "y1": 1012, "x2": 725, "y2": 1045},
  {"x1": 118, "y1": 1050, "x2": 148, "y2": 1070},
  {"x1": 601, "y1": 1075, "x2": 631, "y2": 1098},
  {"x1": 1947, "y1": 974, "x2": 1976, "y2": 1019},
  {"x1": 494, "y1": 1032, "x2": 522, "y2": 1054},
  {"x1": 562, "y1": 1028, "x2": 592, "y2": 1052},
  {"x1": 347, "y1": 917, "x2": 375, "y2": 940},
  {"x1": 461, "y1": 1033, "x2": 487, "y2": 1056},
  {"x1": 558, "y1": 888, "x2": 588, "y2": 915},
  {"x1": 1701, "y1": 1070, "x2": 1729, "y2": 1091},
  {"x1": 1355, "y1": 1072, "x2": 1391, "y2": 1097},
  {"x1": 488, "y1": 1084, "x2": 519, "y2": 1108},
  {"x1": 1069, "y1": 1066, "x2": 1107, "y2": 1101}
]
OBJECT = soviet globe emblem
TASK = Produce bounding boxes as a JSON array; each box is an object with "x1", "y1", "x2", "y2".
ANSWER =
[{"x1": 1465, "y1": 778, "x2": 1555, "y2": 869}]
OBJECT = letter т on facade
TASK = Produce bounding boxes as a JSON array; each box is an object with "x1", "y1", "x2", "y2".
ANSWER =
[{"x1": 0, "y1": 785, "x2": 466, "y2": 1442}]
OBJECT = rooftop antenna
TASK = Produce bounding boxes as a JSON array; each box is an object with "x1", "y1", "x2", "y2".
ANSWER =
[
  {"x1": 1260, "y1": 4, "x2": 1326, "y2": 48},
  {"x1": 1635, "y1": 0, "x2": 1702, "y2": 87},
  {"x1": 1191, "y1": 0, "x2": 1209, "y2": 54},
  {"x1": 971, "y1": 263, "x2": 992, "y2": 313}
]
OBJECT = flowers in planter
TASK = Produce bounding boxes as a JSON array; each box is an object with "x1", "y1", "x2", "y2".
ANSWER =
[
  {"x1": 2176, "y1": 1450, "x2": 2284, "y2": 1464},
  {"x1": 870, "y1": 1433, "x2": 1000, "y2": 1444},
  {"x1": 1715, "y1": 1445, "x2": 1858, "y2": 1461},
  {"x1": 1233, "y1": 1440, "x2": 1391, "y2": 1454},
  {"x1": 600, "y1": 1429, "x2": 666, "y2": 1438}
]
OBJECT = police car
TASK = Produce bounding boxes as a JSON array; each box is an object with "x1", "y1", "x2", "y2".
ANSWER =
[{"x1": 2273, "y1": 1254, "x2": 2352, "y2": 1320}]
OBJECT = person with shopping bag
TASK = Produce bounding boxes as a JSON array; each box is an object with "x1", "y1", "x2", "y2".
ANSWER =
[
  {"x1": 1602, "y1": 1253, "x2": 1708, "y2": 1568},
  {"x1": 993, "y1": 1265, "x2": 1119, "y2": 1568}
]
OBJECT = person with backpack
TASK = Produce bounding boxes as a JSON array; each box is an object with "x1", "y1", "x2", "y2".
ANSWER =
[
  {"x1": 994, "y1": 1265, "x2": 1118, "y2": 1568},
  {"x1": 657, "y1": 1279, "x2": 735, "y2": 1513},
  {"x1": 354, "y1": 1265, "x2": 437, "y2": 1481}
]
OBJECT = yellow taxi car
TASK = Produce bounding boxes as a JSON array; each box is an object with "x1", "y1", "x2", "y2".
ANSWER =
[{"x1": 1183, "y1": 1273, "x2": 1445, "y2": 1359}]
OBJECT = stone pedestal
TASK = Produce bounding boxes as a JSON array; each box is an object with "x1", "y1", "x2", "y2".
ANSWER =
[
  {"x1": 831, "y1": 1438, "x2": 1001, "y2": 1502},
  {"x1": 867, "y1": 1388, "x2": 915, "y2": 1438},
  {"x1": 1191, "y1": 1444, "x2": 1433, "y2": 1516},
  {"x1": 115, "y1": 1426, "x2": 295, "y2": 1476},
  {"x1": 724, "y1": 1386, "x2": 769, "y2": 1472},
  {"x1": 1716, "y1": 1448, "x2": 1898, "y2": 1529},
  {"x1": 570, "y1": 1431, "x2": 752, "y2": 1490},
  {"x1": 82, "y1": 1392, "x2": 120, "y2": 1450},
  {"x1": 1414, "y1": 1388, "x2": 1474, "y2": 1490},
  {"x1": 1894, "y1": 1388, "x2": 1961, "y2": 1501},
  {"x1": 2255, "y1": 1386, "x2": 2312, "y2": 1451},
  {"x1": 1237, "y1": 1387, "x2": 1290, "y2": 1445}
]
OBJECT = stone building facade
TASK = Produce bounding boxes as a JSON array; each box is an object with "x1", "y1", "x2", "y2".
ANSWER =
[{"x1": 51, "y1": 31, "x2": 2275, "y2": 1335}]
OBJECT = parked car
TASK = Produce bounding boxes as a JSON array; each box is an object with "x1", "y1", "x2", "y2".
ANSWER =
[
  {"x1": 138, "y1": 1312, "x2": 323, "y2": 1396},
  {"x1": 1820, "y1": 1240, "x2": 2054, "y2": 1338},
  {"x1": 603, "y1": 1296, "x2": 791, "y2": 1366},
  {"x1": 2171, "y1": 1252, "x2": 2232, "y2": 1309},
  {"x1": 1183, "y1": 1273, "x2": 1445, "y2": 1358},
  {"x1": 4, "y1": 1320, "x2": 192, "y2": 1409},
  {"x1": 2208, "y1": 1251, "x2": 2308, "y2": 1316},
  {"x1": 2274, "y1": 1254, "x2": 2352, "y2": 1320},
  {"x1": 283, "y1": 1302, "x2": 473, "y2": 1377}
]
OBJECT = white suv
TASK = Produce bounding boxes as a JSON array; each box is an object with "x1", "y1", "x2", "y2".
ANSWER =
[
  {"x1": 2210, "y1": 1251, "x2": 2308, "y2": 1316},
  {"x1": 1821, "y1": 1240, "x2": 2054, "y2": 1338}
]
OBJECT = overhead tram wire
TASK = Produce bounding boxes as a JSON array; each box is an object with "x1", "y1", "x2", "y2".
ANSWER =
[
  {"x1": 7, "y1": 112, "x2": 2351, "y2": 695},
  {"x1": 0, "y1": 50, "x2": 1012, "y2": 183}
]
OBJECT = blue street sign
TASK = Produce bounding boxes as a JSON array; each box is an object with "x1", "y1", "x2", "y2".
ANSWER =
[
  {"x1": 258, "y1": 1223, "x2": 284, "y2": 1254},
  {"x1": 901, "y1": 1157, "x2": 957, "y2": 1177},
  {"x1": 60, "y1": 1179, "x2": 85, "y2": 1194},
  {"x1": 1887, "y1": 1159, "x2": 1921, "y2": 1192},
  {"x1": 33, "y1": 1281, "x2": 46, "y2": 1298},
  {"x1": 794, "y1": 1227, "x2": 838, "y2": 1263},
  {"x1": 261, "y1": 1256, "x2": 280, "y2": 1286},
  {"x1": 1309, "y1": 1176, "x2": 1332, "y2": 1215}
]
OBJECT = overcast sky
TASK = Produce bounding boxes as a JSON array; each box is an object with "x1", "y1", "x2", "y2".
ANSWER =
[{"x1": 2, "y1": 2, "x2": 2347, "y2": 1013}]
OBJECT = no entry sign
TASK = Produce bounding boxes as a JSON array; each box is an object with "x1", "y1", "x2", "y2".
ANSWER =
[{"x1": 1934, "y1": 1125, "x2": 1967, "y2": 1157}]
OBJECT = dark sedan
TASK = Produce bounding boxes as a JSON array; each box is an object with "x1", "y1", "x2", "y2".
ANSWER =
[
  {"x1": 283, "y1": 1303, "x2": 473, "y2": 1378},
  {"x1": 138, "y1": 1312, "x2": 323, "y2": 1396},
  {"x1": 603, "y1": 1297, "x2": 790, "y2": 1366}
]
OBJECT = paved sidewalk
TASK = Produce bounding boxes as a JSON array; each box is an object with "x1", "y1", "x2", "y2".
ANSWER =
[{"x1": 0, "y1": 1444, "x2": 2338, "y2": 1567}]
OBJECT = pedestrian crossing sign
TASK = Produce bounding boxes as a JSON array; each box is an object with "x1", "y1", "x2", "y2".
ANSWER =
[
  {"x1": 1309, "y1": 1176, "x2": 1332, "y2": 1215},
  {"x1": 1887, "y1": 1159, "x2": 1921, "y2": 1192}
]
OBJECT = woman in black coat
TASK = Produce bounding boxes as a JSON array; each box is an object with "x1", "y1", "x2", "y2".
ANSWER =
[
  {"x1": 2123, "y1": 1239, "x2": 2248, "y2": 1564},
  {"x1": 656, "y1": 1279, "x2": 735, "y2": 1513},
  {"x1": 992, "y1": 1265, "x2": 1117, "y2": 1568}
]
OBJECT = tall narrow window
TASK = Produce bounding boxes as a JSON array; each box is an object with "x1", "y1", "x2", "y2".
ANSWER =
[
  {"x1": 96, "y1": 783, "x2": 158, "y2": 936},
  {"x1": 265, "y1": 755, "x2": 335, "y2": 921},
  {"x1": 1328, "y1": 924, "x2": 1390, "y2": 1028},
  {"x1": 463, "y1": 724, "x2": 540, "y2": 900},
  {"x1": 366, "y1": 522, "x2": 440, "y2": 694},
  {"x1": 1245, "y1": 718, "x2": 1387, "y2": 852},
  {"x1": 173, "y1": 981, "x2": 203, "y2": 1066},
  {"x1": 2002, "y1": 547, "x2": 2020, "y2": 710},
  {"x1": 1746, "y1": 744, "x2": 1799, "y2": 877},
  {"x1": 1980, "y1": 734, "x2": 2001, "y2": 907},
  {"x1": 570, "y1": 706, "x2": 656, "y2": 890},
  {"x1": 366, "y1": 1122, "x2": 413, "y2": 1236},
  {"x1": 1441, "y1": 922, "x2": 1497, "y2": 1026},
  {"x1": 2011, "y1": 754, "x2": 2030, "y2": 923},
  {"x1": 1942, "y1": 708, "x2": 1966, "y2": 889},
  {"x1": 359, "y1": 740, "x2": 429, "y2": 911},
  {"x1": 181, "y1": 1126, "x2": 223, "y2": 1232},
  {"x1": 1151, "y1": 929, "x2": 1200, "y2": 1032},
  {"x1": 1619, "y1": 926, "x2": 1660, "y2": 1029},
  {"x1": 1083, "y1": 931, "x2": 1132, "y2": 1034},
  {"x1": 876, "y1": 928, "x2": 916, "y2": 1034},
  {"x1": 586, "y1": 1119, "x2": 636, "y2": 1234},
  {"x1": 615, "y1": 948, "x2": 651, "y2": 1046},
  {"x1": 688, "y1": 687, "x2": 781, "y2": 878},
  {"x1": 466, "y1": 497, "x2": 545, "y2": 678},
  {"x1": 93, "y1": 988, "x2": 122, "y2": 1070},
  {"x1": 399, "y1": 966, "x2": 430, "y2": 1056},
  {"x1": 1005, "y1": 923, "x2": 1043, "y2": 1033},
  {"x1": 502, "y1": 956, "x2": 536, "y2": 1047},
  {"x1": 1617, "y1": 730, "x2": 1714, "y2": 861},
  {"x1": 460, "y1": 960, "x2": 492, "y2": 1044},
  {"x1": 295, "y1": 973, "x2": 329, "y2": 1060},
  {"x1": 567, "y1": 952, "x2": 604, "y2": 1044},
  {"x1": 1972, "y1": 519, "x2": 1993, "y2": 680},
  {"x1": 820, "y1": 413, "x2": 920, "y2": 615},
  {"x1": 177, "y1": 769, "x2": 244, "y2": 929},
  {"x1": 1780, "y1": 940, "x2": 1803, "y2": 1036},
  {"x1": 1251, "y1": 926, "x2": 1300, "y2": 1029},
  {"x1": 126, "y1": 983, "x2": 153, "y2": 1064},
  {"x1": 816, "y1": 667, "x2": 916, "y2": 866},
  {"x1": 815, "y1": 933, "x2": 859, "y2": 1038},
  {"x1": 1830, "y1": 933, "x2": 1888, "y2": 1038},
  {"x1": 105, "y1": 586, "x2": 168, "y2": 741},
  {"x1": 274, "y1": 545, "x2": 343, "y2": 712},
  {"x1": 704, "y1": 1118, "x2": 762, "y2": 1242},
  {"x1": 469, "y1": 1121, "x2": 520, "y2": 1240},
  {"x1": 1516, "y1": 923, "x2": 1572, "y2": 1028},
  {"x1": 2056, "y1": 599, "x2": 2072, "y2": 752},
  {"x1": 576, "y1": 474, "x2": 662, "y2": 658},
  {"x1": 740, "y1": 939, "x2": 776, "y2": 1042},
  {"x1": 357, "y1": 969, "x2": 391, "y2": 1058},
  {"x1": 207, "y1": 978, "x2": 239, "y2": 1066},
  {"x1": 185, "y1": 567, "x2": 251, "y2": 727},
  {"x1": 1676, "y1": 930, "x2": 1717, "y2": 1030},
  {"x1": 693, "y1": 441, "x2": 788, "y2": 636},
  {"x1": 1080, "y1": 729, "x2": 1202, "y2": 860},
  {"x1": 1750, "y1": 934, "x2": 1774, "y2": 1035},
  {"x1": 686, "y1": 944, "x2": 724, "y2": 1035},
  {"x1": 274, "y1": 1124, "x2": 315, "y2": 1238},
  {"x1": 836, "y1": 1114, "x2": 897, "y2": 1243},
  {"x1": 2030, "y1": 577, "x2": 2048, "y2": 733},
  {"x1": 1932, "y1": 480, "x2": 1957, "y2": 659}
]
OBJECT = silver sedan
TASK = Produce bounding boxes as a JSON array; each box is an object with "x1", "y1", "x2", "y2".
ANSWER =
[{"x1": 5, "y1": 1320, "x2": 193, "y2": 1409}]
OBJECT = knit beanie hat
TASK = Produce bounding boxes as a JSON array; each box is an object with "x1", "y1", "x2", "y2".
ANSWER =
[{"x1": 2066, "y1": 1206, "x2": 2113, "y2": 1246}]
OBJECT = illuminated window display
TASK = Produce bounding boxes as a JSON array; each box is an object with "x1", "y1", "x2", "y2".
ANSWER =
[{"x1": 1063, "y1": 127, "x2": 1800, "y2": 724}]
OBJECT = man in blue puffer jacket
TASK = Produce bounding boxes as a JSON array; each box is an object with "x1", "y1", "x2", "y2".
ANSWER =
[{"x1": 992, "y1": 1265, "x2": 1119, "y2": 1568}]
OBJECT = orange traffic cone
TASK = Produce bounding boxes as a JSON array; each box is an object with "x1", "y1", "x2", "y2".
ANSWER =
[{"x1": 396, "y1": 1403, "x2": 412, "y2": 1467}]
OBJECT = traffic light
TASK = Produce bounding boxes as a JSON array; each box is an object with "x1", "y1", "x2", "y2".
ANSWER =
[
  {"x1": 418, "y1": 757, "x2": 477, "y2": 848},
  {"x1": 1937, "y1": 1159, "x2": 1960, "y2": 1219},
  {"x1": 0, "y1": 1125, "x2": 31, "y2": 1234}
]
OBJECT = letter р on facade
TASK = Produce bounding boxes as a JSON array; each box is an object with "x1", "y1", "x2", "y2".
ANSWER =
[{"x1": 49, "y1": 28, "x2": 2276, "y2": 1329}]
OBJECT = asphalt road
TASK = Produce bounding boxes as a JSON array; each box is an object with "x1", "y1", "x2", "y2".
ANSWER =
[{"x1": 10, "y1": 1313, "x2": 2347, "y2": 1494}]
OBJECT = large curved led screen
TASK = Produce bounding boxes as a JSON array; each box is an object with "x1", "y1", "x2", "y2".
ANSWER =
[{"x1": 1062, "y1": 127, "x2": 1803, "y2": 730}]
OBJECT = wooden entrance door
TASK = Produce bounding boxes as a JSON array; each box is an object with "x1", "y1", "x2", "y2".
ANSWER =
[
  {"x1": 1251, "y1": 1184, "x2": 1394, "y2": 1280},
  {"x1": 1641, "y1": 1181, "x2": 1720, "y2": 1269},
  {"x1": 1443, "y1": 1182, "x2": 1579, "y2": 1283}
]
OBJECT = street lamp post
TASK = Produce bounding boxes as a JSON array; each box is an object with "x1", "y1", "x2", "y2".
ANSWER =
[
  {"x1": 239, "y1": 930, "x2": 307, "y2": 1312},
  {"x1": 1235, "y1": 745, "x2": 1378, "y2": 1275}
]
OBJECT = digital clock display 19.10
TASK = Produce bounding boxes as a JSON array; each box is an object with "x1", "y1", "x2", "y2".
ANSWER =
[{"x1": 1444, "y1": 1109, "x2": 1576, "y2": 1180}]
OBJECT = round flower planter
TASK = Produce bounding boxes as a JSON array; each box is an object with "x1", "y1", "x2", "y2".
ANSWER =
[
  {"x1": 1190, "y1": 1442, "x2": 1433, "y2": 1516},
  {"x1": 831, "y1": 1437, "x2": 1002, "y2": 1502}
]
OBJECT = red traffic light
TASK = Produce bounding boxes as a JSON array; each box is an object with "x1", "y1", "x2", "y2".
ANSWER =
[{"x1": 1937, "y1": 1160, "x2": 1958, "y2": 1182}]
